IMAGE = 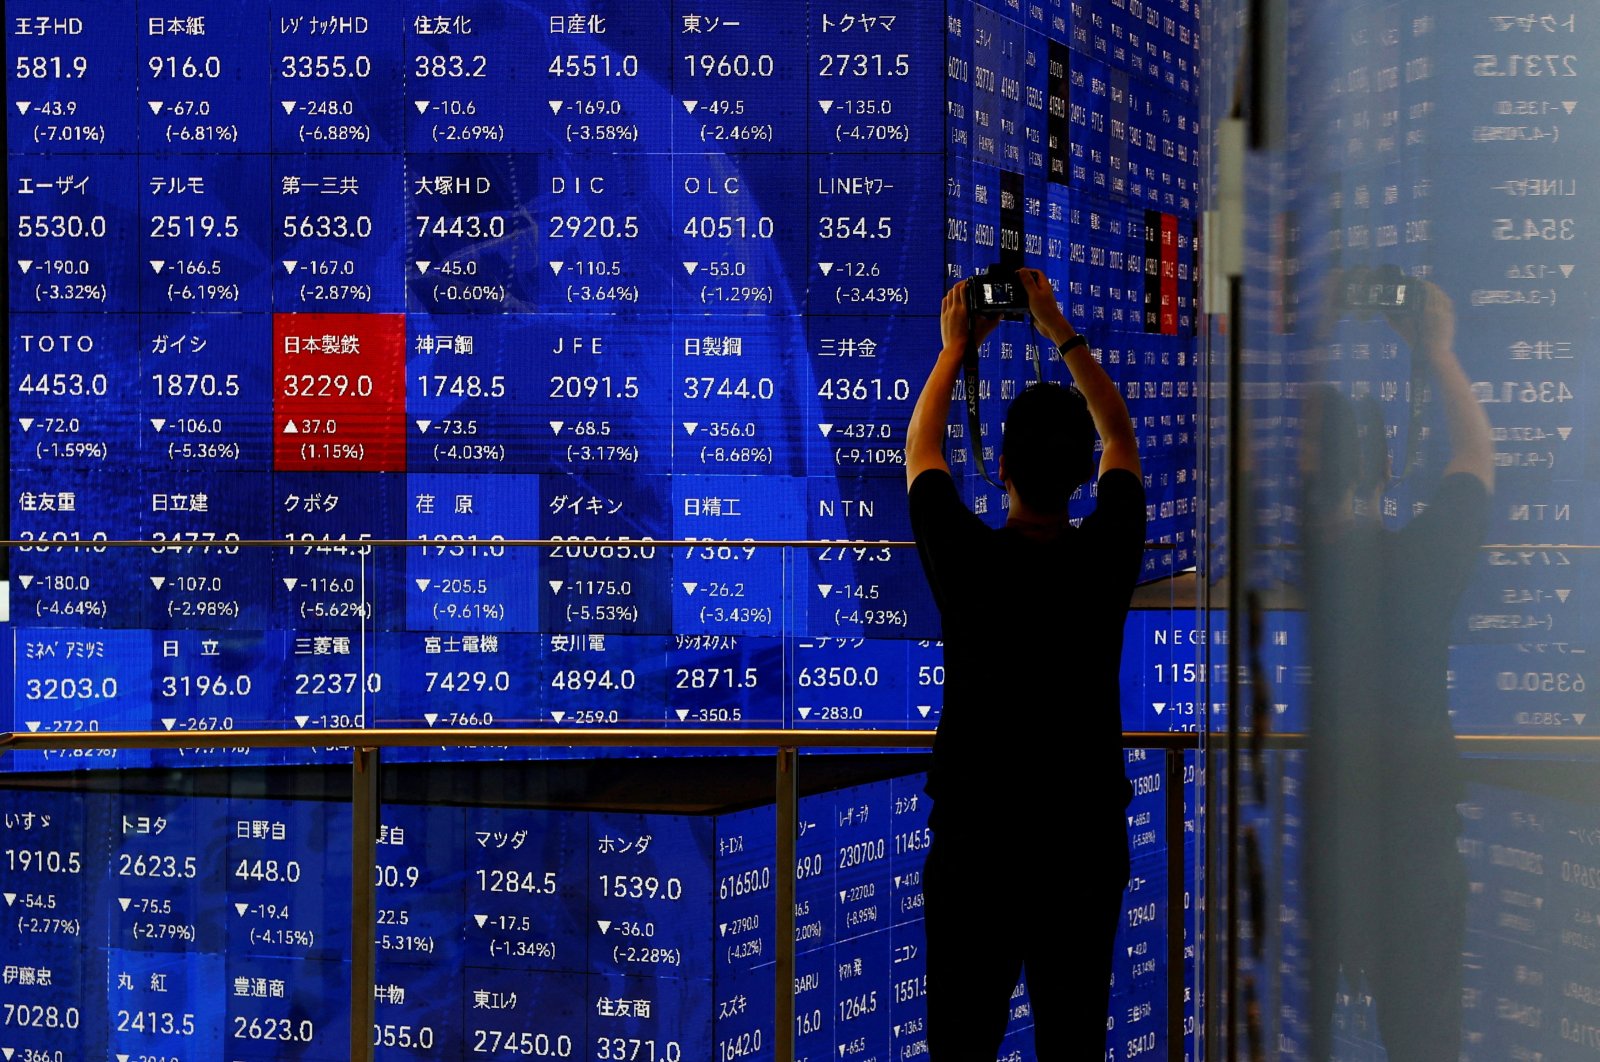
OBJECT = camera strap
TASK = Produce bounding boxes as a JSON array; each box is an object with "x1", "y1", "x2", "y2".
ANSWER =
[
  {"x1": 962, "y1": 329, "x2": 1002, "y2": 490},
  {"x1": 1396, "y1": 282, "x2": 1430, "y2": 482},
  {"x1": 962, "y1": 323, "x2": 1049, "y2": 491}
]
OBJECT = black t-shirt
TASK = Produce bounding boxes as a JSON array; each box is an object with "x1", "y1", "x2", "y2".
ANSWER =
[
  {"x1": 1304, "y1": 472, "x2": 1490, "y2": 967},
  {"x1": 909, "y1": 467, "x2": 1147, "y2": 826},
  {"x1": 1308, "y1": 472, "x2": 1491, "y2": 826}
]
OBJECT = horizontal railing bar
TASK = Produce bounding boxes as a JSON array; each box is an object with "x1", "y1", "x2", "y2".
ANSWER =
[
  {"x1": 1251, "y1": 732, "x2": 1600, "y2": 754},
  {"x1": 0, "y1": 727, "x2": 1201, "y2": 753},
  {"x1": 0, "y1": 538, "x2": 1178, "y2": 550},
  {"x1": 1251, "y1": 544, "x2": 1599, "y2": 552},
  {"x1": 8, "y1": 729, "x2": 1594, "y2": 756}
]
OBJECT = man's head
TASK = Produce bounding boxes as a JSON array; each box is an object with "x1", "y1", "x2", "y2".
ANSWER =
[
  {"x1": 1301, "y1": 385, "x2": 1389, "y2": 522},
  {"x1": 999, "y1": 382, "x2": 1097, "y2": 514}
]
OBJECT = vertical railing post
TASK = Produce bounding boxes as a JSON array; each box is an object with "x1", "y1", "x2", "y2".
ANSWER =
[
  {"x1": 351, "y1": 745, "x2": 380, "y2": 1062},
  {"x1": 775, "y1": 745, "x2": 798, "y2": 1062},
  {"x1": 1166, "y1": 747, "x2": 1186, "y2": 1061}
]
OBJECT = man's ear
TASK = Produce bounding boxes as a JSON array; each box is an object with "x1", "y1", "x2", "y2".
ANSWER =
[{"x1": 997, "y1": 454, "x2": 1008, "y2": 486}]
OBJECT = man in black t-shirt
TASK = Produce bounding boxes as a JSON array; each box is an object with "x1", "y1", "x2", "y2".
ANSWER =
[
  {"x1": 905, "y1": 270, "x2": 1145, "y2": 1059},
  {"x1": 1303, "y1": 282, "x2": 1493, "y2": 1062}
]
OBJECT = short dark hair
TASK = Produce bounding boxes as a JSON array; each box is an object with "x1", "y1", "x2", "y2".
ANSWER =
[
  {"x1": 1001, "y1": 382, "x2": 1096, "y2": 513},
  {"x1": 1301, "y1": 385, "x2": 1360, "y2": 517},
  {"x1": 1352, "y1": 395, "x2": 1389, "y2": 495}
]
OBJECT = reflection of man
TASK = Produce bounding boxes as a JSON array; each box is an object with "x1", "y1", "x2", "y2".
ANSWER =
[
  {"x1": 905, "y1": 271, "x2": 1144, "y2": 1058},
  {"x1": 1303, "y1": 282, "x2": 1493, "y2": 1061}
]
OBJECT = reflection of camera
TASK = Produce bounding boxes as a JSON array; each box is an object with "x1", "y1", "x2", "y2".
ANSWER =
[
  {"x1": 966, "y1": 265, "x2": 1030, "y2": 319},
  {"x1": 1339, "y1": 264, "x2": 1418, "y2": 321}
]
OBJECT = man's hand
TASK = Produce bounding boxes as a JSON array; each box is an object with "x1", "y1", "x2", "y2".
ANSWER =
[
  {"x1": 1019, "y1": 269, "x2": 1076, "y2": 347},
  {"x1": 941, "y1": 280, "x2": 1001, "y2": 351},
  {"x1": 1382, "y1": 279, "x2": 1491, "y2": 490},
  {"x1": 1382, "y1": 279, "x2": 1455, "y2": 363}
]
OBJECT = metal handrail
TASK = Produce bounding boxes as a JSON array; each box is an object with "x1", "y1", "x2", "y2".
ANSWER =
[
  {"x1": 0, "y1": 727, "x2": 1201, "y2": 1061},
  {"x1": 10, "y1": 726, "x2": 1595, "y2": 755},
  {"x1": 0, "y1": 536, "x2": 1178, "y2": 549},
  {"x1": 0, "y1": 726, "x2": 1197, "y2": 752}
]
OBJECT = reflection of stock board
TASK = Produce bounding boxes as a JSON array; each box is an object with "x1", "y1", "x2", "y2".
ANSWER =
[
  {"x1": 1279, "y1": 0, "x2": 1598, "y2": 737},
  {"x1": 5, "y1": 0, "x2": 1200, "y2": 757}
]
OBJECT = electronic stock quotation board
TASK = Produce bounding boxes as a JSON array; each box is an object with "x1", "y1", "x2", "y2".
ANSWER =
[
  {"x1": 2, "y1": 0, "x2": 1199, "y2": 758},
  {"x1": 0, "y1": 3, "x2": 1201, "y2": 1061}
]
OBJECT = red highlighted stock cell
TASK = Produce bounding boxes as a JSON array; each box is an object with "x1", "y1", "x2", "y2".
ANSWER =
[{"x1": 273, "y1": 313, "x2": 406, "y2": 471}]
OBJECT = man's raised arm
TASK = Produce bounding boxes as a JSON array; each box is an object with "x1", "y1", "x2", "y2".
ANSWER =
[
  {"x1": 905, "y1": 281, "x2": 999, "y2": 490},
  {"x1": 1388, "y1": 282, "x2": 1493, "y2": 493},
  {"x1": 1019, "y1": 270, "x2": 1139, "y2": 478}
]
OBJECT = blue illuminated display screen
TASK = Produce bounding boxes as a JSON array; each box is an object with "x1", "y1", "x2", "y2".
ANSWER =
[
  {"x1": 0, "y1": 761, "x2": 1198, "y2": 1060},
  {"x1": 2, "y1": 2, "x2": 1201, "y2": 1055},
  {"x1": 4, "y1": 0, "x2": 1198, "y2": 759}
]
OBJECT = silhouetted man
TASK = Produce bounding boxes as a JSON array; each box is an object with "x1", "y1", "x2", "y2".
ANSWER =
[
  {"x1": 1303, "y1": 281, "x2": 1492, "y2": 1061},
  {"x1": 906, "y1": 270, "x2": 1144, "y2": 1059}
]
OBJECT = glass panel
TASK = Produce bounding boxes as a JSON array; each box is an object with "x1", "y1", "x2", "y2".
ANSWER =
[{"x1": 1203, "y1": 0, "x2": 1600, "y2": 1057}]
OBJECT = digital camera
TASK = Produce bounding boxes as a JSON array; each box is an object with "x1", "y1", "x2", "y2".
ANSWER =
[
  {"x1": 966, "y1": 264, "x2": 1031, "y2": 320},
  {"x1": 1339, "y1": 264, "x2": 1418, "y2": 321}
]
